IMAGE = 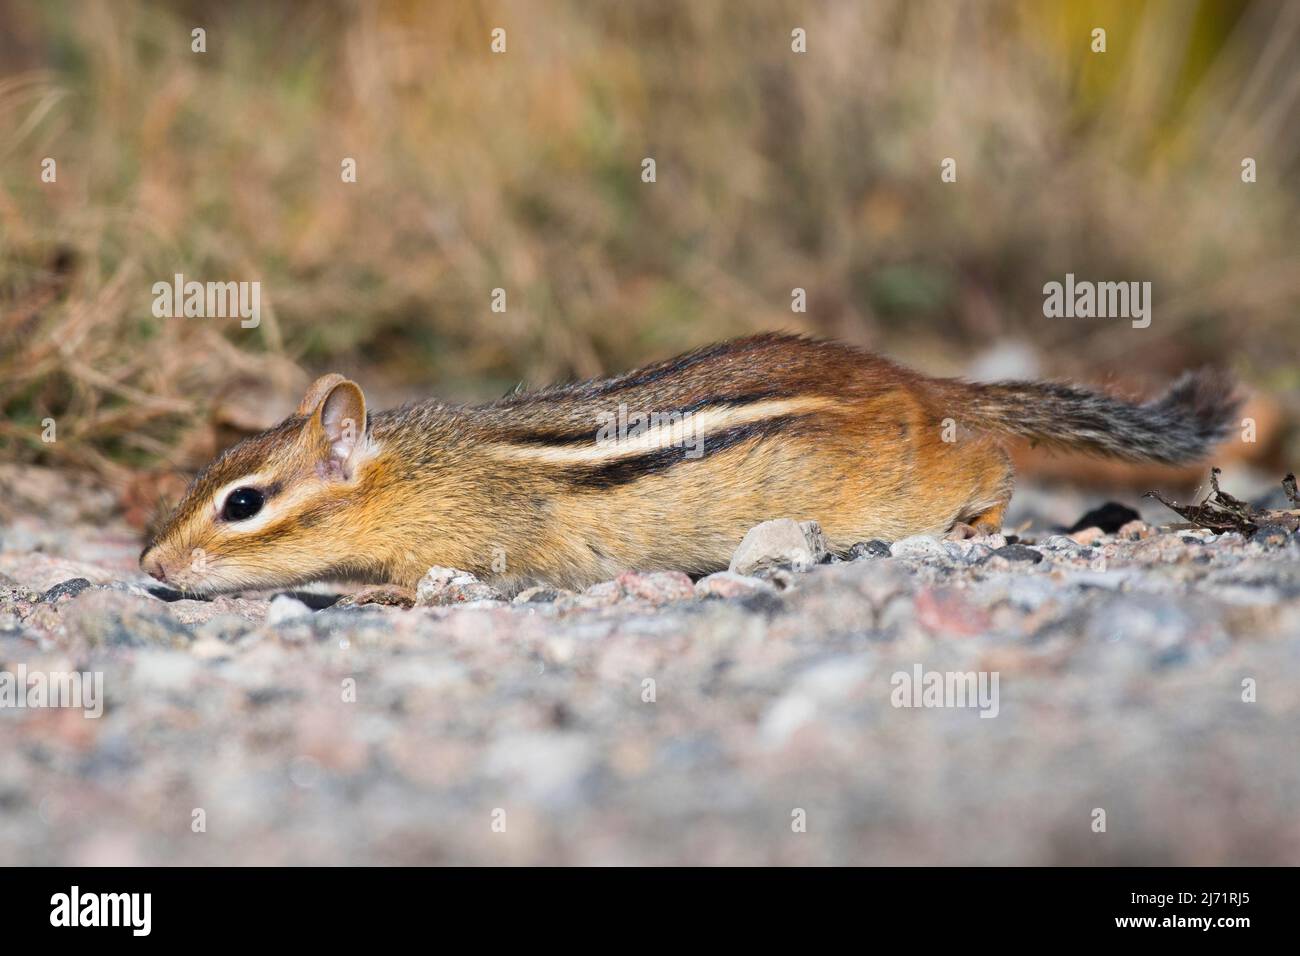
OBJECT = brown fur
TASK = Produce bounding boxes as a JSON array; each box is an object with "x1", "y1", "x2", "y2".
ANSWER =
[{"x1": 140, "y1": 334, "x2": 1236, "y2": 594}]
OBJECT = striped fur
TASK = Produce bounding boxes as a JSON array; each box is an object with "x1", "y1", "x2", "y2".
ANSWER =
[{"x1": 140, "y1": 334, "x2": 1238, "y2": 594}]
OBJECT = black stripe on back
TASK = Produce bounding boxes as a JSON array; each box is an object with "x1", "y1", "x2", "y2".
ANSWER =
[
  {"x1": 491, "y1": 334, "x2": 814, "y2": 411},
  {"x1": 561, "y1": 414, "x2": 805, "y2": 489},
  {"x1": 580, "y1": 340, "x2": 739, "y2": 397}
]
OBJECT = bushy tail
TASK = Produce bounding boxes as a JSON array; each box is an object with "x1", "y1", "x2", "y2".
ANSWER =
[{"x1": 945, "y1": 369, "x2": 1241, "y2": 464}]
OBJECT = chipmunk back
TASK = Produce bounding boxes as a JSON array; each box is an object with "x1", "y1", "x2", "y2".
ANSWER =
[{"x1": 140, "y1": 334, "x2": 1238, "y2": 594}]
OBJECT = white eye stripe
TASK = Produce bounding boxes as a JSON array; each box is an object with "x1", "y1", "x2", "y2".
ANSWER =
[{"x1": 209, "y1": 474, "x2": 328, "y2": 536}]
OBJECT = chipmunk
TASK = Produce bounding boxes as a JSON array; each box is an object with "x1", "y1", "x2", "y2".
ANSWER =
[{"x1": 140, "y1": 333, "x2": 1238, "y2": 596}]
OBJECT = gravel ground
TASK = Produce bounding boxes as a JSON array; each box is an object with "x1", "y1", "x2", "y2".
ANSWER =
[{"x1": 1, "y1": 465, "x2": 1298, "y2": 865}]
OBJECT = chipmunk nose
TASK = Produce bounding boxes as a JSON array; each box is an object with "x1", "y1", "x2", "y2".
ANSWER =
[{"x1": 140, "y1": 551, "x2": 167, "y2": 583}]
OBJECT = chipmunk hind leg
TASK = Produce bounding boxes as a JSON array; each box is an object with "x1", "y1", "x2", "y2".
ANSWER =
[
  {"x1": 946, "y1": 500, "x2": 1009, "y2": 540},
  {"x1": 955, "y1": 445, "x2": 1014, "y2": 535}
]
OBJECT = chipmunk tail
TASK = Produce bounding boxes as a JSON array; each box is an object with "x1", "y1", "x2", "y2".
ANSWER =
[{"x1": 942, "y1": 369, "x2": 1242, "y2": 464}]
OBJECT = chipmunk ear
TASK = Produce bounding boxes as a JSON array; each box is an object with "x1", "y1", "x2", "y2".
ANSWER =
[
  {"x1": 299, "y1": 374, "x2": 367, "y2": 467},
  {"x1": 297, "y1": 374, "x2": 348, "y2": 416}
]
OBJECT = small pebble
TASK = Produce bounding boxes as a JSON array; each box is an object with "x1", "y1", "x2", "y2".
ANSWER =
[
  {"x1": 1252, "y1": 524, "x2": 1297, "y2": 548},
  {"x1": 889, "y1": 535, "x2": 947, "y2": 559},
  {"x1": 729, "y1": 519, "x2": 829, "y2": 575},
  {"x1": 615, "y1": 570, "x2": 695, "y2": 604},
  {"x1": 415, "y1": 567, "x2": 504, "y2": 606},
  {"x1": 848, "y1": 540, "x2": 891, "y2": 560},
  {"x1": 514, "y1": 585, "x2": 563, "y2": 604},
  {"x1": 1069, "y1": 527, "x2": 1106, "y2": 547},
  {"x1": 40, "y1": 577, "x2": 94, "y2": 603},
  {"x1": 266, "y1": 595, "x2": 313, "y2": 625},
  {"x1": 992, "y1": 544, "x2": 1044, "y2": 564},
  {"x1": 694, "y1": 571, "x2": 777, "y2": 600},
  {"x1": 1118, "y1": 520, "x2": 1154, "y2": 541}
]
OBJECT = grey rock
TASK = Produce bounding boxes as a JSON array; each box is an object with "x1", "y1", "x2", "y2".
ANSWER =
[
  {"x1": 39, "y1": 578, "x2": 94, "y2": 603},
  {"x1": 196, "y1": 613, "x2": 255, "y2": 643},
  {"x1": 266, "y1": 595, "x2": 313, "y2": 625},
  {"x1": 754, "y1": 567, "x2": 799, "y2": 591},
  {"x1": 943, "y1": 538, "x2": 1001, "y2": 564},
  {"x1": 576, "y1": 580, "x2": 622, "y2": 607},
  {"x1": 695, "y1": 571, "x2": 777, "y2": 600},
  {"x1": 992, "y1": 544, "x2": 1044, "y2": 564},
  {"x1": 60, "y1": 591, "x2": 195, "y2": 648},
  {"x1": 513, "y1": 585, "x2": 562, "y2": 604},
  {"x1": 415, "y1": 567, "x2": 505, "y2": 606},
  {"x1": 1252, "y1": 524, "x2": 1297, "y2": 549},
  {"x1": 1038, "y1": 534, "x2": 1083, "y2": 553},
  {"x1": 848, "y1": 540, "x2": 891, "y2": 560},
  {"x1": 484, "y1": 733, "x2": 595, "y2": 806},
  {"x1": 889, "y1": 534, "x2": 947, "y2": 559},
  {"x1": 729, "y1": 519, "x2": 829, "y2": 575},
  {"x1": 452, "y1": 599, "x2": 509, "y2": 610},
  {"x1": 615, "y1": 570, "x2": 696, "y2": 604}
]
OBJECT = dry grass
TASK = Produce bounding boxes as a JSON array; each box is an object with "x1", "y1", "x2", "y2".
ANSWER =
[{"x1": 1, "y1": 0, "x2": 1298, "y2": 486}]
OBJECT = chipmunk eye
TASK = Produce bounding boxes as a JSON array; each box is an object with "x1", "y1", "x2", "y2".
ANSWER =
[{"x1": 222, "y1": 487, "x2": 264, "y2": 522}]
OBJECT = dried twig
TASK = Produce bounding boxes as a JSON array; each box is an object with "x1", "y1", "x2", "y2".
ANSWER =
[{"x1": 1145, "y1": 469, "x2": 1300, "y2": 537}]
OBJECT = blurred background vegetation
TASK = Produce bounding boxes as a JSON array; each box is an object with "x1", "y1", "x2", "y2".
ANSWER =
[{"x1": 1, "y1": 0, "x2": 1298, "y2": 500}]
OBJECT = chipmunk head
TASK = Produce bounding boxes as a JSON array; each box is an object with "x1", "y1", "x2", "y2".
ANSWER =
[{"x1": 140, "y1": 374, "x2": 377, "y2": 594}]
